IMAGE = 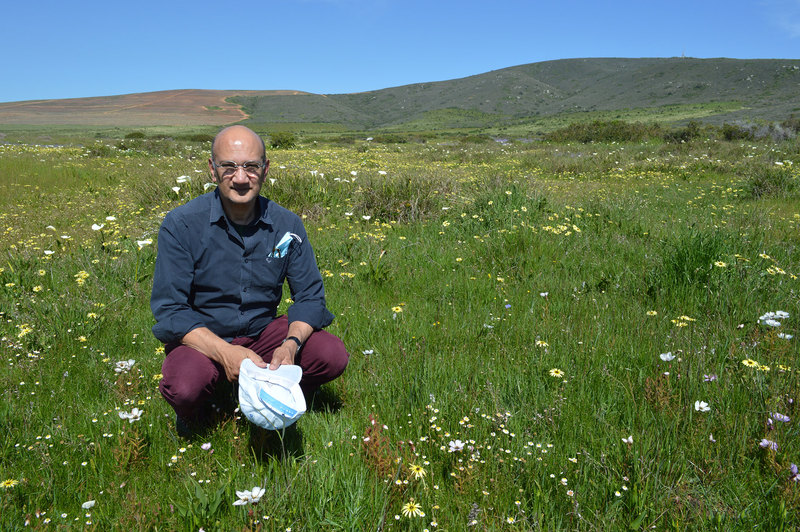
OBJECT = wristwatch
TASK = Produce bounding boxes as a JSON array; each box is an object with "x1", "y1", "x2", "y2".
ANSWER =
[{"x1": 282, "y1": 336, "x2": 303, "y2": 353}]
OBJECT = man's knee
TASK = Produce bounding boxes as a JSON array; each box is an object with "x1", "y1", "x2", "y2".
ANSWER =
[
  {"x1": 159, "y1": 377, "x2": 210, "y2": 410},
  {"x1": 300, "y1": 332, "x2": 349, "y2": 383},
  {"x1": 159, "y1": 346, "x2": 220, "y2": 416},
  {"x1": 325, "y1": 335, "x2": 350, "y2": 379}
]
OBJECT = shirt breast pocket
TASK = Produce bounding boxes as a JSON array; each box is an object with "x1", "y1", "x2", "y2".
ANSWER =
[{"x1": 253, "y1": 255, "x2": 288, "y2": 289}]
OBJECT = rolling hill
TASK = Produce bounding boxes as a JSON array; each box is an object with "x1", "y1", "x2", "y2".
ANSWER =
[
  {"x1": 1, "y1": 58, "x2": 798, "y2": 129},
  {"x1": 0, "y1": 89, "x2": 311, "y2": 126}
]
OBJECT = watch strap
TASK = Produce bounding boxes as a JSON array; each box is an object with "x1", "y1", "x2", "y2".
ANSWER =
[{"x1": 282, "y1": 336, "x2": 303, "y2": 351}]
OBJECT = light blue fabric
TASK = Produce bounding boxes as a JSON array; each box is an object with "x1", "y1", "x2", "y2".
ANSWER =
[
  {"x1": 268, "y1": 232, "x2": 302, "y2": 258},
  {"x1": 258, "y1": 388, "x2": 299, "y2": 418}
]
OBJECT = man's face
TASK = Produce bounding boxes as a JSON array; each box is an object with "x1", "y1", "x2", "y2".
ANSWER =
[{"x1": 208, "y1": 128, "x2": 269, "y2": 208}]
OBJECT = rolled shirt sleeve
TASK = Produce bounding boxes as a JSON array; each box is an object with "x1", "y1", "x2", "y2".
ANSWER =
[{"x1": 285, "y1": 221, "x2": 335, "y2": 329}]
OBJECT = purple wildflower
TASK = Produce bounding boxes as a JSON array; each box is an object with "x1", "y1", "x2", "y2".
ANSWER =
[
  {"x1": 759, "y1": 438, "x2": 778, "y2": 451},
  {"x1": 791, "y1": 464, "x2": 800, "y2": 482},
  {"x1": 772, "y1": 412, "x2": 790, "y2": 423},
  {"x1": 703, "y1": 374, "x2": 717, "y2": 382}
]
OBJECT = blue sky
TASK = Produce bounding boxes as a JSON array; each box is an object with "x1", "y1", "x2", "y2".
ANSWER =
[{"x1": 2, "y1": 0, "x2": 799, "y2": 103}]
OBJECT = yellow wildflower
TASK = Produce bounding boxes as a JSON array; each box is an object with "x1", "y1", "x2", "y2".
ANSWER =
[
  {"x1": 401, "y1": 499, "x2": 424, "y2": 518},
  {"x1": 409, "y1": 464, "x2": 427, "y2": 480}
]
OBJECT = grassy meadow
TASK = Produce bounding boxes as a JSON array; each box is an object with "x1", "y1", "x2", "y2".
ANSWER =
[{"x1": 0, "y1": 130, "x2": 798, "y2": 530}]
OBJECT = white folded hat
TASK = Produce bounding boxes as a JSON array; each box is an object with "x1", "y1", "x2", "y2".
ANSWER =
[{"x1": 238, "y1": 359, "x2": 306, "y2": 430}]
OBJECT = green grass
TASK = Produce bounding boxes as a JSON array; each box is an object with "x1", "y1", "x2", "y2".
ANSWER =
[{"x1": 0, "y1": 132, "x2": 799, "y2": 530}]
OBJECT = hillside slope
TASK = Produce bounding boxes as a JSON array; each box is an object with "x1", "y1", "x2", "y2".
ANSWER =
[
  {"x1": 0, "y1": 89, "x2": 310, "y2": 126},
  {"x1": 1, "y1": 58, "x2": 798, "y2": 127},
  {"x1": 317, "y1": 57, "x2": 800, "y2": 127}
]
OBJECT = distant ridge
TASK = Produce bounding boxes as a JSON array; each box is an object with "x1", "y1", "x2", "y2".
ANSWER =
[
  {"x1": 0, "y1": 89, "x2": 311, "y2": 126},
  {"x1": 1, "y1": 58, "x2": 798, "y2": 128}
]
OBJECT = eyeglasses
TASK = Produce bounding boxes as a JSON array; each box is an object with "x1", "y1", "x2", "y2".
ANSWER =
[{"x1": 212, "y1": 160, "x2": 266, "y2": 178}]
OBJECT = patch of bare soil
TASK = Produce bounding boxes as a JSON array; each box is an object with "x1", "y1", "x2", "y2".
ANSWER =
[{"x1": 0, "y1": 89, "x2": 310, "y2": 126}]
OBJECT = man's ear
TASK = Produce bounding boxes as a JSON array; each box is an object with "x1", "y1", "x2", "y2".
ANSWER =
[
  {"x1": 256, "y1": 159, "x2": 270, "y2": 183},
  {"x1": 208, "y1": 158, "x2": 218, "y2": 183}
]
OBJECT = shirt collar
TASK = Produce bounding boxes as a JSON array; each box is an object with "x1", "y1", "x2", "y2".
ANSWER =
[
  {"x1": 208, "y1": 189, "x2": 227, "y2": 226},
  {"x1": 208, "y1": 190, "x2": 273, "y2": 227},
  {"x1": 256, "y1": 196, "x2": 273, "y2": 226}
]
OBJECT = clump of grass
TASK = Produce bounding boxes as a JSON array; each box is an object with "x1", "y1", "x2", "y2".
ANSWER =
[
  {"x1": 654, "y1": 228, "x2": 731, "y2": 290},
  {"x1": 747, "y1": 166, "x2": 798, "y2": 199}
]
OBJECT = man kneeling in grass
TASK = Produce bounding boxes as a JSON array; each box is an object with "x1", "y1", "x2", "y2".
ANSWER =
[{"x1": 150, "y1": 125, "x2": 348, "y2": 437}]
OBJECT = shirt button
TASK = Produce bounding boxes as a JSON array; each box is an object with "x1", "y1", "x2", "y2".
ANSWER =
[{"x1": 243, "y1": 288, "x2": 248, "y2": 293}]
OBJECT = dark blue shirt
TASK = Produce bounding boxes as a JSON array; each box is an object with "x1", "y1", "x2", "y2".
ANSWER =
[{"x1": 150, "y1": 190, "x2": 334, "y2": 344}]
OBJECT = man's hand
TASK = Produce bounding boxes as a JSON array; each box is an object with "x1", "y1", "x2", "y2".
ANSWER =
[
  {"x1": 218, "y1": 344, "x2": 267, "y2": 382},
  {"x1": 181, "y1": 327, "x2": 267, "y2": 382},
  {"x1": 270, "y1": 321, "x2": 312, "y2": 370},
  {"x1": 269, "y1": 342, "x2": 297, "y2": 370}
]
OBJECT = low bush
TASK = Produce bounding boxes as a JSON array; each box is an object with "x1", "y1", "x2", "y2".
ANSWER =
[
  {"x1": 269, "y1": 131, "x2": 297, "y2": 149},
  {"x1": 372, "y1": 134, "x2": 407, "y2": 144},
  {"x1": 781, "y1": 114, "x2": 800, "y2": 133},
  {"x1": 178, "y1": 133, "x2": 215, "y2": 143},
  {"x1": 663, "y1": 120, "x2": 702, "y2": 143},
  {"x1": 720, "y1": 121, "x2": 795, "y2": 142},
  {"x1": 544, "y1": 119, "x2": 663, "y2": 143}
]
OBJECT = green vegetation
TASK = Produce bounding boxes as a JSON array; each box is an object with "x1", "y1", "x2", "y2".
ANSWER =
[
  {"x1": 0, "y1": 130, "x2": 798, "y2": 529},
  {"x1": 268, "y1": 131, "x2": 297, "y2": 149},
  {"x1": 543, "y1": 120, "x2": 662, "y2": 143},
  {"x1": 3, "y1": 59, "x2": 799, "y2": 132},
  {"x1": 227, "y1": 58, "x2": 800, "y2": 130}
]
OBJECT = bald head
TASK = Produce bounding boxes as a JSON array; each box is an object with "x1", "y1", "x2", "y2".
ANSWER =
[{"x1": 211, "y1": 125, "x2": 266, "y2": 162}]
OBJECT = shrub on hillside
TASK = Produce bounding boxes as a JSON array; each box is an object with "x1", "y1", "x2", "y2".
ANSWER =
[
  {"x1": 753, "y1": 123, "x2": 794, "y2": 141},
  {"x1": 458, "y1": 134, "x2": 491, "y2": 144},
  {"x1": 372, "y1": 134, "x2": 407, "y2": 144},
  {"x1": 781, "y1": 114, "x2": 800, "y2": 133},
  {"x1": 178, "y1": 133, "x2": 215, "y2": 143},
  {"x1": 110, "y1": 137, "x2": 182, "y2": 157},
  {"x1": 719, "y1": 121, "x2": 795, "y2": 142},
  {"x1": 720, "y1": 123, "x2": 753, "y2": 141},
  {"x1": 87, "y1": 141, "x2": 118, "y2": 157},
  {"x1": 124, "y1": 131, "x2": 147, "y2": 139},
  {"x1": 663, "y1": 121, "x2": 702, "y2": 143},
  {"x1": 544, "y1": 120, "x2": 662, "y2": 143},
  {"x1": 331, "y1": 135, "x2": 356, "y2": 145},
  {"x1": 269, "y1": 131, "x2": 297, "y2": 149}
]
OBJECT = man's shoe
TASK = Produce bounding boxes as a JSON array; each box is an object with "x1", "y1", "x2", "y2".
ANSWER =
[{"x1": 176, "y1": 414, "x2": 208, "y2": 439}]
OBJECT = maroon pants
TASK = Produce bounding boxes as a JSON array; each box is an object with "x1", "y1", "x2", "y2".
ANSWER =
[{"x1": 159, "y1": 316, "x2": 349, "y2": 420}]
